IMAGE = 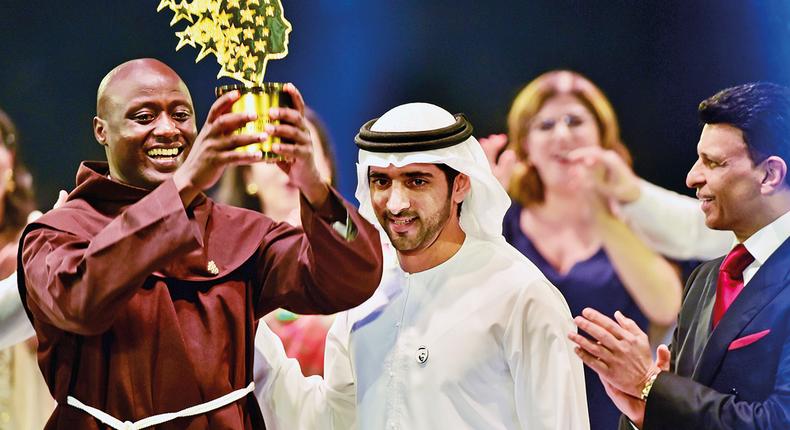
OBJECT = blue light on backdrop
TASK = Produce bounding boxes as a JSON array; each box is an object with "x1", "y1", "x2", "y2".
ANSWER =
[{"x1": 1, "y1": 1, "x2": 790, "y2": 204}]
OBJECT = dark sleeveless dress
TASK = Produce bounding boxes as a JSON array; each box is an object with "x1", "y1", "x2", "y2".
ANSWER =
[{"x1": 503, "y1": 201, "x2": 649, "y2": 430}]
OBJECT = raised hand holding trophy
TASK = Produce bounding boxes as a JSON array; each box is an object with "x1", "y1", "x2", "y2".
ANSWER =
[{"x1": 158, "y1": 0, "x2": 293, "y2": 161}]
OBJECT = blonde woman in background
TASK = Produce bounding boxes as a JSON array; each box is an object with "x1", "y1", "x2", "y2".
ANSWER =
[{"x1": 482, "y1": 70, "x2": 682, "y2": 430}]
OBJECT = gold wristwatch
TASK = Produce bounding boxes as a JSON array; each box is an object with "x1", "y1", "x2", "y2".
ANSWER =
[{"x1": 640, "y1": 372, "x2": 659, "y2": 401}]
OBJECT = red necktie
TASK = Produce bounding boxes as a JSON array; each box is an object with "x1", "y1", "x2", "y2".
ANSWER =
[{"x1": 712, "y1": 244, "x2": 755, "y2": 328}]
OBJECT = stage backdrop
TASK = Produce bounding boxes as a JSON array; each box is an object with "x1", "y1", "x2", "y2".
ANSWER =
[{"x1": 2, "y1": 1, "x2": 790, "y2": 205}]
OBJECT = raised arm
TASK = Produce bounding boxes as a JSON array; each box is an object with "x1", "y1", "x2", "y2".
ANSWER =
[
  {"x1": 621, "y1": 180, "x2": 734, "y2": 260},
  {"x1": 567, "y1": 148, "x2": 683, "y2": 325},
  {"x1": 21, "y1": 180, "x2": 201, "y2": 336},
  {"x1": 568, "y1": 147, "x2": 733, "y2": 261},
  {"x1": 253, "y1": 186, "x2": 381, "y2": 316},
  {"x1": 593, "y1": 206, "x2": 683, "y2": 326},
  {"x1": 251, "y1": 83, "x2": 382, "y2": 315}
]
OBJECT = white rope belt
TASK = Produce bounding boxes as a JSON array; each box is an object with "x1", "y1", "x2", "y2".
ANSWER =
[{"x1": 66, "y1": 381, "x2": 255, "y2": 430}]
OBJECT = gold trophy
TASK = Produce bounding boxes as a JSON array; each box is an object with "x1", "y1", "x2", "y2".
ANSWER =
[{"x1": 158, "y1": 0, "x2": 293, "y2": 161}]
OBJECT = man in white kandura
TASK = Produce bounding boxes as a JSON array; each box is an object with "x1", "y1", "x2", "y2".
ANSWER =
[{"x1": 253, "y1": 102, "x2": 589, "y2": 430}]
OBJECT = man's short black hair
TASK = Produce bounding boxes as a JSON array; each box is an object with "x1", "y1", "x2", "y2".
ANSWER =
[
  {"x1": 436, "y1": 163, "x2": 463, "y2": 216},
  {"x1": 699, "y1": 82, "x2": 790, "y2": 170}
]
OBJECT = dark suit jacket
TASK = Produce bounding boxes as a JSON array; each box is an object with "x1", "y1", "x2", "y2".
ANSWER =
[{"x1": 619, "y1": 238, "x2": 790, "y2": 430}]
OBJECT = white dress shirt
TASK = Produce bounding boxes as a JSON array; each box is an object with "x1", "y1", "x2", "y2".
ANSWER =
[
  {"x1": 741, "y1": 209, "x2": 790, "y2": 285},
  {"x1": 254, "y1": 237, "x2": 589, "y2": 430},
  {"x1": 621, "y1": 180, "x2": 734, "y2": 261}
]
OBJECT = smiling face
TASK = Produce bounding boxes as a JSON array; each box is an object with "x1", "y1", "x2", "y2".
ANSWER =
[
  {"x1": 524, "y1": 93, "x2": 601, "y2": 191},
  {"x1": 686, "y1": 123, "x2": 765, "y2": 237},
  {"x1": 368, "y1": 163, "x2": 458, "y2": 254},
  {"x1": 93, "y1": 59, "x2": 196, "y2": 189}
]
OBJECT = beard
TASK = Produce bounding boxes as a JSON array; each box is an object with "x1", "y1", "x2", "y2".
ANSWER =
[{"x1": 379, "y1": 198, "x2": 453, "y2": 253}]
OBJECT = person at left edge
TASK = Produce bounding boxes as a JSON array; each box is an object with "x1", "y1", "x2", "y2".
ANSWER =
[{"x1": 17, "y1": 58, "x2": 383, "y2": 430}]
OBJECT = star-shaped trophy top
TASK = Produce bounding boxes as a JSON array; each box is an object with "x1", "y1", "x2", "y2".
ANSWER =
[{"x1": 158, "y1": 0, "x2": 292, "y2": 86}]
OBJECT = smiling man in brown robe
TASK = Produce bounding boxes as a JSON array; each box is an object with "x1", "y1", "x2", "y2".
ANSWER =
[{"x1": 17, "y1": 58, "x2": 382, "y2": 430}]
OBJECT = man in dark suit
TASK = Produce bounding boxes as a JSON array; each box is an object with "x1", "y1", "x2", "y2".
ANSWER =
[{"x1": 570, "y1": 82, "x2": 790, "y2": 429}]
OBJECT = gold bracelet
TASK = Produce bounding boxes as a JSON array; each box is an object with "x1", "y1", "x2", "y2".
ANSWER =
[{"x1": 640, "y1": 372, "x2": 659, "y2": 401}]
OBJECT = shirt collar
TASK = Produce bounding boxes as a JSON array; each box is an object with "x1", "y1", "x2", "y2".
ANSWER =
[{"x1": 742, "y1": 209, "x2": 790, "y2": 265}]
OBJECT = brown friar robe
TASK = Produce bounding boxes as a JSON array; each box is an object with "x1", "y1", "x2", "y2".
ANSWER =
[{"x1": 18, "y1": 162, "x2": 383, "y2": 429}]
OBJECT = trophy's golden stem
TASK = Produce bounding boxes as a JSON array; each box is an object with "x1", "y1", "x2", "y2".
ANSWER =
[{"x1": 215, "y1": 82, "x2": 293, "y2": 162}]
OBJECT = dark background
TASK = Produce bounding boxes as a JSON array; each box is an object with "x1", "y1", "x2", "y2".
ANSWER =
[{"x1": 2, "y1": 1, "x2": 790, "y2": 205}]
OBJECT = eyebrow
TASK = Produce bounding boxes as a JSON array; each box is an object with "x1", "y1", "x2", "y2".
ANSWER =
[
  {"x1": 368, "y1": 172, "x2": 389, "y2": 180},
  {"x1": 404, "y1": 171, "x2": 434, "y2": 178},
  {"x1": 124, "y1": 99, "x2": 193, "y2": 114},
  {"x1": 699, "y1": 151, "x2": 724, "y2": 161}
]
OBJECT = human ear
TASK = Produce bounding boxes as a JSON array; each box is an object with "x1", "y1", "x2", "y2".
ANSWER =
[
  {"x1": 93, "y1": 116, "x2": 107, "y2": 146},
  {"x1": 452, "y1": 173, "x2": 471, "y2": 204},
  {"x1": 759, "y1": 156, "x2": 787, "y2": 194}
]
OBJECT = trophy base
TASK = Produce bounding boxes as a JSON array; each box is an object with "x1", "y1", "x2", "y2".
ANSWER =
[{"x1": 215, "y1": 82, "x2": 293, "y2": 163}]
